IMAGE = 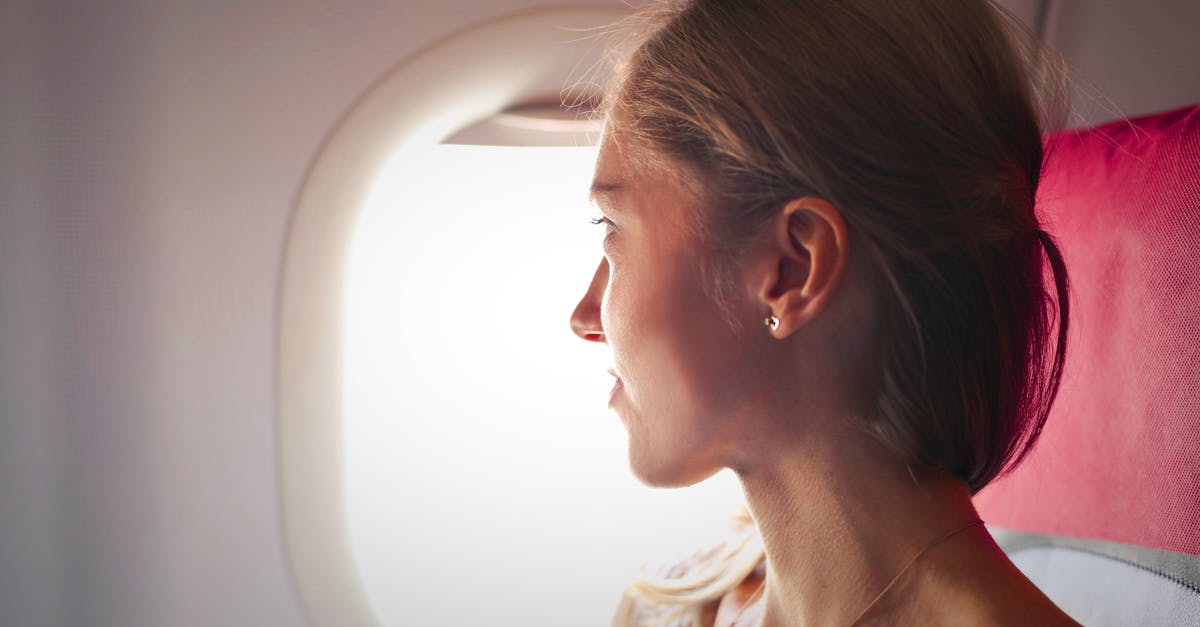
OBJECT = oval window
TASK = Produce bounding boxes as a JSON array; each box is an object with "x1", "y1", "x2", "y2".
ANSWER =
[{"x1": 279, "y1": 7, "x2": 744, "y2": 626}]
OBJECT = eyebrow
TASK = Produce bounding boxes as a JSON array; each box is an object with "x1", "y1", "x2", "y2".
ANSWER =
[{"x1": 588, "y1": 181, "x2": 624, "y2": 202}]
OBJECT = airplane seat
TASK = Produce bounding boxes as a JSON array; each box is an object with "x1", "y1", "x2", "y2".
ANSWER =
[{"x1": 974, "y1": 103, "x2": 1200, "y2": 625}]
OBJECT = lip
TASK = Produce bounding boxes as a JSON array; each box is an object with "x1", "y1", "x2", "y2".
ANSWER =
[
  {"x1": 607, "y1": 370, "x2": 623, "y2": 406},
  {"x1": 607, "y1": 378, "x2": 623, "y2": 406}
]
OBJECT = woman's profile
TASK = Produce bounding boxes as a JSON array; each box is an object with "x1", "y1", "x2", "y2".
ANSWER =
[{"x1": 569, "y1": 0, "x2": 1078, "y2": 625}]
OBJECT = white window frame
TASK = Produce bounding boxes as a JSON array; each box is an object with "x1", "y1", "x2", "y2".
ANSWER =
[{"x1": 276, "y1": 7, "x2": 626, "y2": 626}]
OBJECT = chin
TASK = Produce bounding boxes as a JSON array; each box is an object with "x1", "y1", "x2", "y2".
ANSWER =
[{"x1": 627, "y1": 441, "x2": 722, "y2": 489}]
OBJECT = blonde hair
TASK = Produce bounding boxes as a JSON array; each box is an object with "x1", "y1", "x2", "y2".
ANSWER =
[
  {"x1": 612, "y1": 505, "x2": 764, "y2": 627},
  {"x1": 601, "y1": 1, "x2": 1070, "y2": 624}
]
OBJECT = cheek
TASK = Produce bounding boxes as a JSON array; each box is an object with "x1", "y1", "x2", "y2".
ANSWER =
[
  {"x1": 599, "y1": 257, "x2": 673, "y2": 387},
  {"x1": 600, "y1": 265, "x2": 662, "y2": 365},
  {"x1": 617, "y1": 262, "x2": 729, "y2": 393},
  {"x1": 661, "y1": 269, "x2": 753, "y2": 409}
]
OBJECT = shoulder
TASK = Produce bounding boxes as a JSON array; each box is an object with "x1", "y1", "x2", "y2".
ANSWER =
[{"x1": 909, "y1": 540, "x2": 1081, "y2": 626}]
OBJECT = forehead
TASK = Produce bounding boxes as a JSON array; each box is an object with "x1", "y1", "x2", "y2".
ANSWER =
[
  {"x1": 592, "y1": 124, "x2": 685, "y2": 181},
  {"x1": 590, "y1": 129, "x2": 704, "y2": 221}
]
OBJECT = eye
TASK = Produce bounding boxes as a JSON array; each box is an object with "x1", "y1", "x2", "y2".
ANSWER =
[{"x1": 589, "y1": 216, "x2": 617, "y2": 237}]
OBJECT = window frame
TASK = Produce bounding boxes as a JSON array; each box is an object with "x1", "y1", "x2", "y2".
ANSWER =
[{"x1": 276, "y1": 6, "x2": 625, "y2": 626}]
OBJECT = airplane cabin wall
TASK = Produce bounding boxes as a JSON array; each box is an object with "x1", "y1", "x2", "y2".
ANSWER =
[
  {"x1": 1041, "y1": 0, "x2": 1200, "y2": 127},
  {"x1": 0, "y1": 1, "x2": 1194, "y2": 626},
  {"x1": 0, "y1": 1, "x2": 623, "y2": 625}
]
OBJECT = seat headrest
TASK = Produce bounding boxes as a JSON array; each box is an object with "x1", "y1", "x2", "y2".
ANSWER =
[{"x1": 976, "y1": 104, "x2": 1200, "y2": 557}]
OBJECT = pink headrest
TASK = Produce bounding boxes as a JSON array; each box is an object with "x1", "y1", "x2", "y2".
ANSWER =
[{"x1": 976, "y1": 104, "x2": 1200, "y2": 556}]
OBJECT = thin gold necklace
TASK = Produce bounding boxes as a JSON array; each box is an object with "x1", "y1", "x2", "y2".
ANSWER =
[{"x1": 728, "y1": 519, "x2": 984, "y2": 627}]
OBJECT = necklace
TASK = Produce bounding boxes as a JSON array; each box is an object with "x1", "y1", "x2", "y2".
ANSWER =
[
  {"x1": 850, "y1": 518, "x2": 985, "y2": 624},
  {"x1": 727, "y1": 518, "x2": 984, "y2": 627}
]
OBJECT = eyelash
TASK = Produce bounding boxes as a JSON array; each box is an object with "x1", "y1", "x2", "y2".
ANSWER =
[{"x1": 589, "y1": 216, "x2": 614, "y2": 228}]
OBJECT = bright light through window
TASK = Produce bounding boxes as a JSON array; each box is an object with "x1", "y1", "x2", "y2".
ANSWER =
[{"x1": 345, "y1": 143, "x2": 745, "y2": 626}]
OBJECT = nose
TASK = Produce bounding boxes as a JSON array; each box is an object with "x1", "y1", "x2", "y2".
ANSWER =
[{"x1": 570, "y1": 257, "x2": 608, "y2": 343}]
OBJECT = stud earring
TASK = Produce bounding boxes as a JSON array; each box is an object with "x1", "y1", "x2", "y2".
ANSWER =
[{"x1": 764, "y1": 314, "x2": 779, "y2": 332}]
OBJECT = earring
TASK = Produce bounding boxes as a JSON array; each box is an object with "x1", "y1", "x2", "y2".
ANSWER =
[{"x1": 764, "y1": 314, "x2": 779, "y2": 332}]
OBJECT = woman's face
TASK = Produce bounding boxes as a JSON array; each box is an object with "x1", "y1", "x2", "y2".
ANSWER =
[{"x1": 571, "y1": 131, "x2": 761, "y2": 487}]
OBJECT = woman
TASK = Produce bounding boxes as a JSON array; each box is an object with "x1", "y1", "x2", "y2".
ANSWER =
[{"x1": 570, "y1": 0, "x2": 1076, "y2": 625}]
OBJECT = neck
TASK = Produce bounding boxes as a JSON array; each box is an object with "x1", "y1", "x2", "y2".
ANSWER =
[{"x1": 733, "y1": 428, "x2": 982, "y2": 627}]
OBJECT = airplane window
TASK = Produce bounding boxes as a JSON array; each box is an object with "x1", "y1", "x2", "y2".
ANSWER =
[{"x1": 343, "y1": 143, "x2": 744, "y2": 625}]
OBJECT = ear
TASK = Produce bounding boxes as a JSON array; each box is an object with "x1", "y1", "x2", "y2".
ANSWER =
[{"x1": 757, "y1": 197, "x2": 849, "y2": 337}]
